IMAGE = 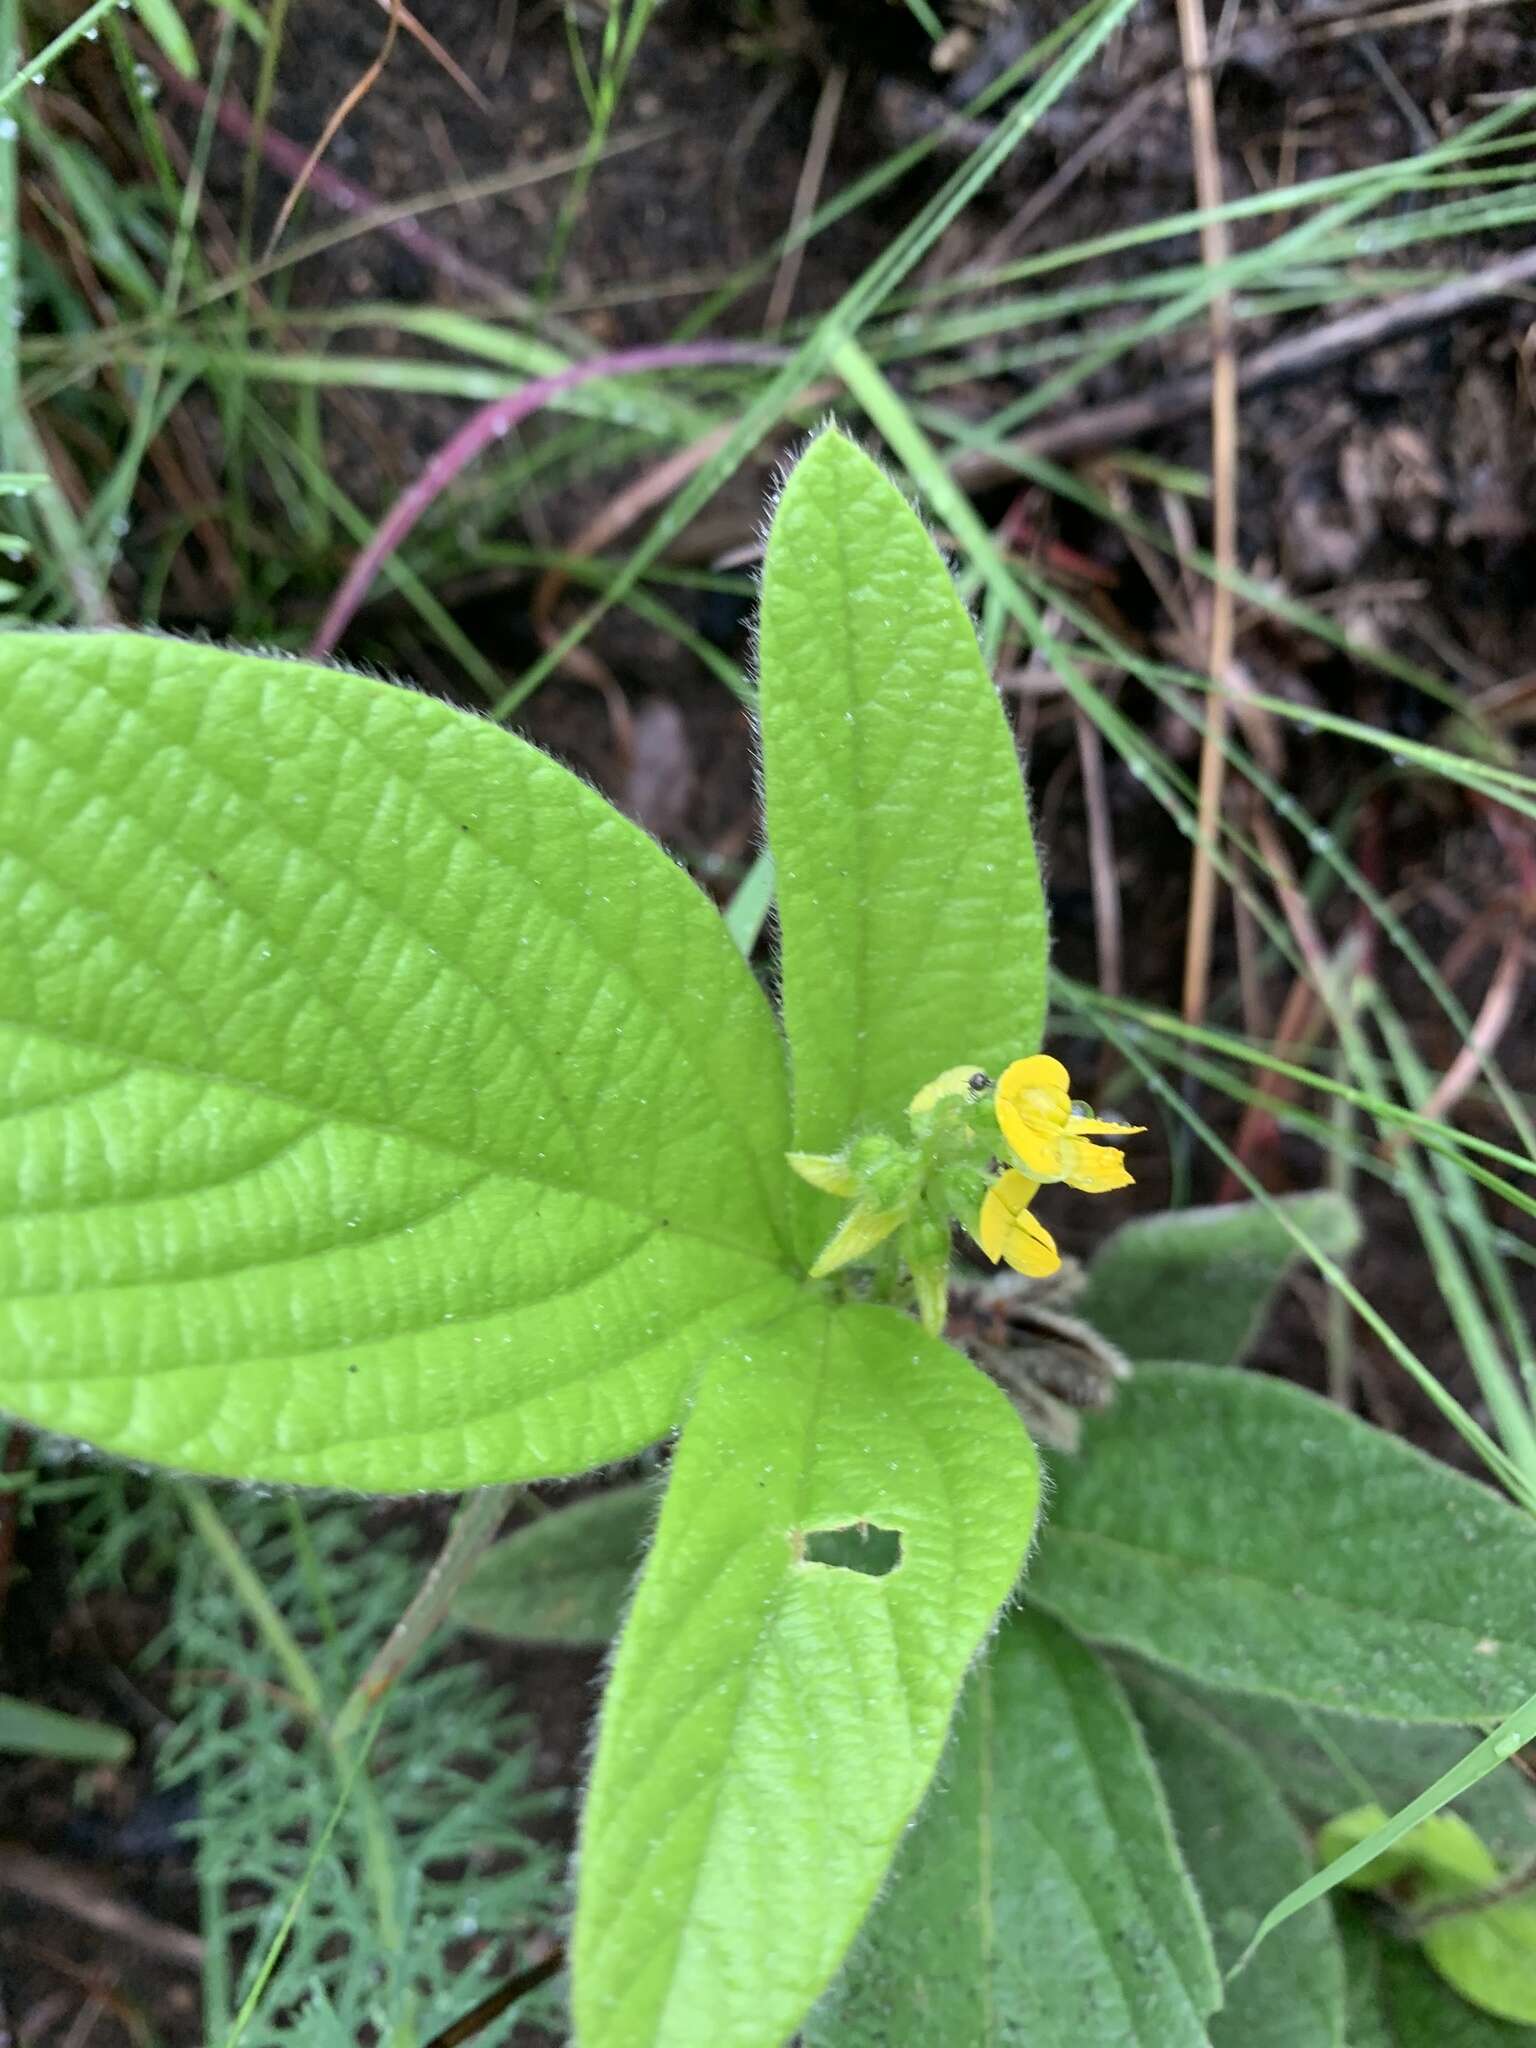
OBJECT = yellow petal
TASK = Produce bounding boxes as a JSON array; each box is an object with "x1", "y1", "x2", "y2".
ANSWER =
[
  {"x1": 978, "y1": 1169, "x2": 1061, "y2": 1278},
  {"x1": 787, "y1": 1150, "x2": 860, "y2": 1197},
  {"x1": 996, "y1": 1056, "x2": 1073, "y2": 1172},
  {"x1": 1061, "y1": 1135, "x2": 1134, "y2": 1194},
  {"x1": 1066, "y1": 1115, "x2": 1148, "y2": 1138},
  {"x1": 908, "y1": 1065, "x2": 984, "y2": 1116},
  {"x1": 809, "y1": 1201, "x2": 905, "y2": 1277},
  {"x1": 998, "y1": 1113, "x2": 1064, "y2": 1181},
  {"x1": 1000, "y1": 1054, "x2": 1071, "y2": 1097}
]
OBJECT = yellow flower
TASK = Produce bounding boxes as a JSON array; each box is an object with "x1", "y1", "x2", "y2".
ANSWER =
[
  {"x1": 976, "y1": 1055, "x2": 1144, "y2": 1279},
  {"x1": 994, "y1": 1054, "x2": 1143, "y2": 1191},
  {"x1": 978, "y1": 1168, "x2": 1060, "y2": 1278}
]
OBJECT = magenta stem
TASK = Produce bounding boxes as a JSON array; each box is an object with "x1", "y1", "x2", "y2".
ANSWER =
[{"x1": 307, "y1": 342, "x2": 779, "y2": 659}]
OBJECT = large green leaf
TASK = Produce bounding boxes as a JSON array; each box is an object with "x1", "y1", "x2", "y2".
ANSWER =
[
  {"x1": 1076, "y1": 1193, "x2": 1361, "y2": 1369},
  {"x1": 757, "y1": 429, "x2": 1048, "y2": 1165},
  {"x1": 0, "y1": 631, "x2": 798, "y2": 1489},
  {"x1": 571, "y1": 1295, "x2": 1039, "y2": 2048},
  {"x1": 454, "y1": 1481, "x2": 654, "y2": 1645},
  {"x1": 1028, "y1": 1366, "x2": 1536, "y2": 1721},
  {"x1": 1127, "y1": 1671, "x2": 1347, "y2": 2048},
  {"x1": 806, "y1": 1607, "x2": 1218, "y2": 2047}
]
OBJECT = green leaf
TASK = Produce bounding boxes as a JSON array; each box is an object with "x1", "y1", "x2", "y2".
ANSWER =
[
  {"x1": 757, "y1": 429, "x2": 1048, "y2": 1164},
  {"x1": 1127, "y1": 1671, "x2": 1347, "y2": 2048},
  {"x1": 1340, "y1": 1906, "x2": 1397, "y2": 2048},
  {"x1": 807, "y1": 1608, "x2": 1218, "y2": 2047},
  {"x1": 1423, "y1": 1894, "x2": 1536, "y2": 2027},
  {"x1": 1318, "y1": 1805, "x2": 1498, "y2": 1895},
  {"x1": 1028, "y1": 1366, "x2": 1536, "y2": 1721},
  {"x1": 1345, "y1": 1907, "x2": 1536, "y2": 2047},
  {"x1": 571, "y1": 1295, "x2": 1040, "y2": 2048},
  {"x1": 1076, "y1": 1193, "x2": 1361, "y2": 1369},
  {"x1": 454, "y1": 1482, "x2": 654, "y2": 1645},
  {"x1": 130, "y1": 0, "x2": 199, "y2": 77},
  {"x1": 0, "y1": 1693, "x2": 132, "y2": 1765},
  {"x1": 1179, "y1": 1684, "x2": 1536, "y2": 1869},
  {"x1": 0, "y1": 631, "x2": 798, "y2": 1490}
]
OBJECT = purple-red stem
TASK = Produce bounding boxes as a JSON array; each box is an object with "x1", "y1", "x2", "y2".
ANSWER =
[{"x1": 308, "y1": 343, "x2": 779, "y2": 659}]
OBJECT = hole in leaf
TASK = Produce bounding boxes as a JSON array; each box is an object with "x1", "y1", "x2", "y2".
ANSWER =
[{"x1": 800, "y1": 1523, "x2": 903, "y2": 1578}]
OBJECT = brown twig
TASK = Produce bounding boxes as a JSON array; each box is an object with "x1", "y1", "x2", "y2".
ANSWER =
[
  {"x1": 1072, "y1": 704, "x2": 1122, "y2": 1000},
  {"x1": 1401, "y1": 927, "x2": 1528, "y2": 1138},
  {"x1": 1174, "y1": 0, "x2": 1239, "y2": 1035},
  {"x1": 765, "y1": 63, "x2": 846, "y2": 331},
  {"x1": 423, "y1": 1946, "x2": 566, "y2": 2047},
  {"x1": 0, "y1": 1847, "x2": 204, "y2": 1970},
  {"x1": 265, "y1": 0, "x2": 403, "y2": 255},
  {"x1": 370, "y1": 0, "x2": 490, "y2": 111},
  {"x1": 949, "y1": 243, "x2": 1536, "y2": 485}
]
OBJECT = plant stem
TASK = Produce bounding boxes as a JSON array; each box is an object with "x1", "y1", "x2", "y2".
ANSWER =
[{"x1": 331, "y1": 1483, "x2": 516, "y2": 1747}]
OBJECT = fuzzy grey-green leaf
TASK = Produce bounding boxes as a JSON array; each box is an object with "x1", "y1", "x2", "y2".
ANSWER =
[
  {"x1": 1127, "y1": 1671, "x2": 1346, "y2": 2048},
  {"x1": 807, "y1": 1609, "x2": 1219, "y2": 2047},
  {"x1": 1029, "y1": 1366, "x2": 1536, "y2": 1721},
  {"x1": 1077, "y1": 1193, "x2": 1361, "y2": 1369}
]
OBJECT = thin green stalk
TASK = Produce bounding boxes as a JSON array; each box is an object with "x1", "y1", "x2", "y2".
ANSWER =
[
  {"x1": 180, "y1": 1482, "x2": 405, "y2": 1969},
  {"x1": 540, "y1": 0, "x2": 658, "y2": 298},
  {"x1": 0, "y1": 0, "x2": 120, "y2": 114},
  {"x1": 1373, "y1": 996, "x2": 1536, "y2": 1472},
  {"x1": 221, "y1": 1707, "x2": 389, "y2": 2048},
  {"x1": 177, "y1": 1482, "x2": 325, "y2": 1716},
  {"x1": 0, "y1": 0, "x2": 109, "y2": 624}
]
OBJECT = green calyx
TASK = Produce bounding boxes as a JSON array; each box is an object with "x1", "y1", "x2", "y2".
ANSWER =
[{"x1": 788, "y1": 1066, "x2": 997, "y2": 1333}]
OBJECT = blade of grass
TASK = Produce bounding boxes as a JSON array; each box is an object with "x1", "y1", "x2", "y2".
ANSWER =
[
  {"x1": 0, "y1": 0, "x2": 122, "y2": 114},
  {"x1": 1232, "y1": 1690, "x2": 1536, "y2": 1978},
  {"x1": 724, "y1": 849, "x2": 775, "y2": 959},
  {"x1": 0, "y1": 0, "x2": 111, "y2": 624}
]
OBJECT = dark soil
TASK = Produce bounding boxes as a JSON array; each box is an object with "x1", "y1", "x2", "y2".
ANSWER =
[{"x1": 7, "y1": 0, "x2": 1536, "y2": 2040}]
